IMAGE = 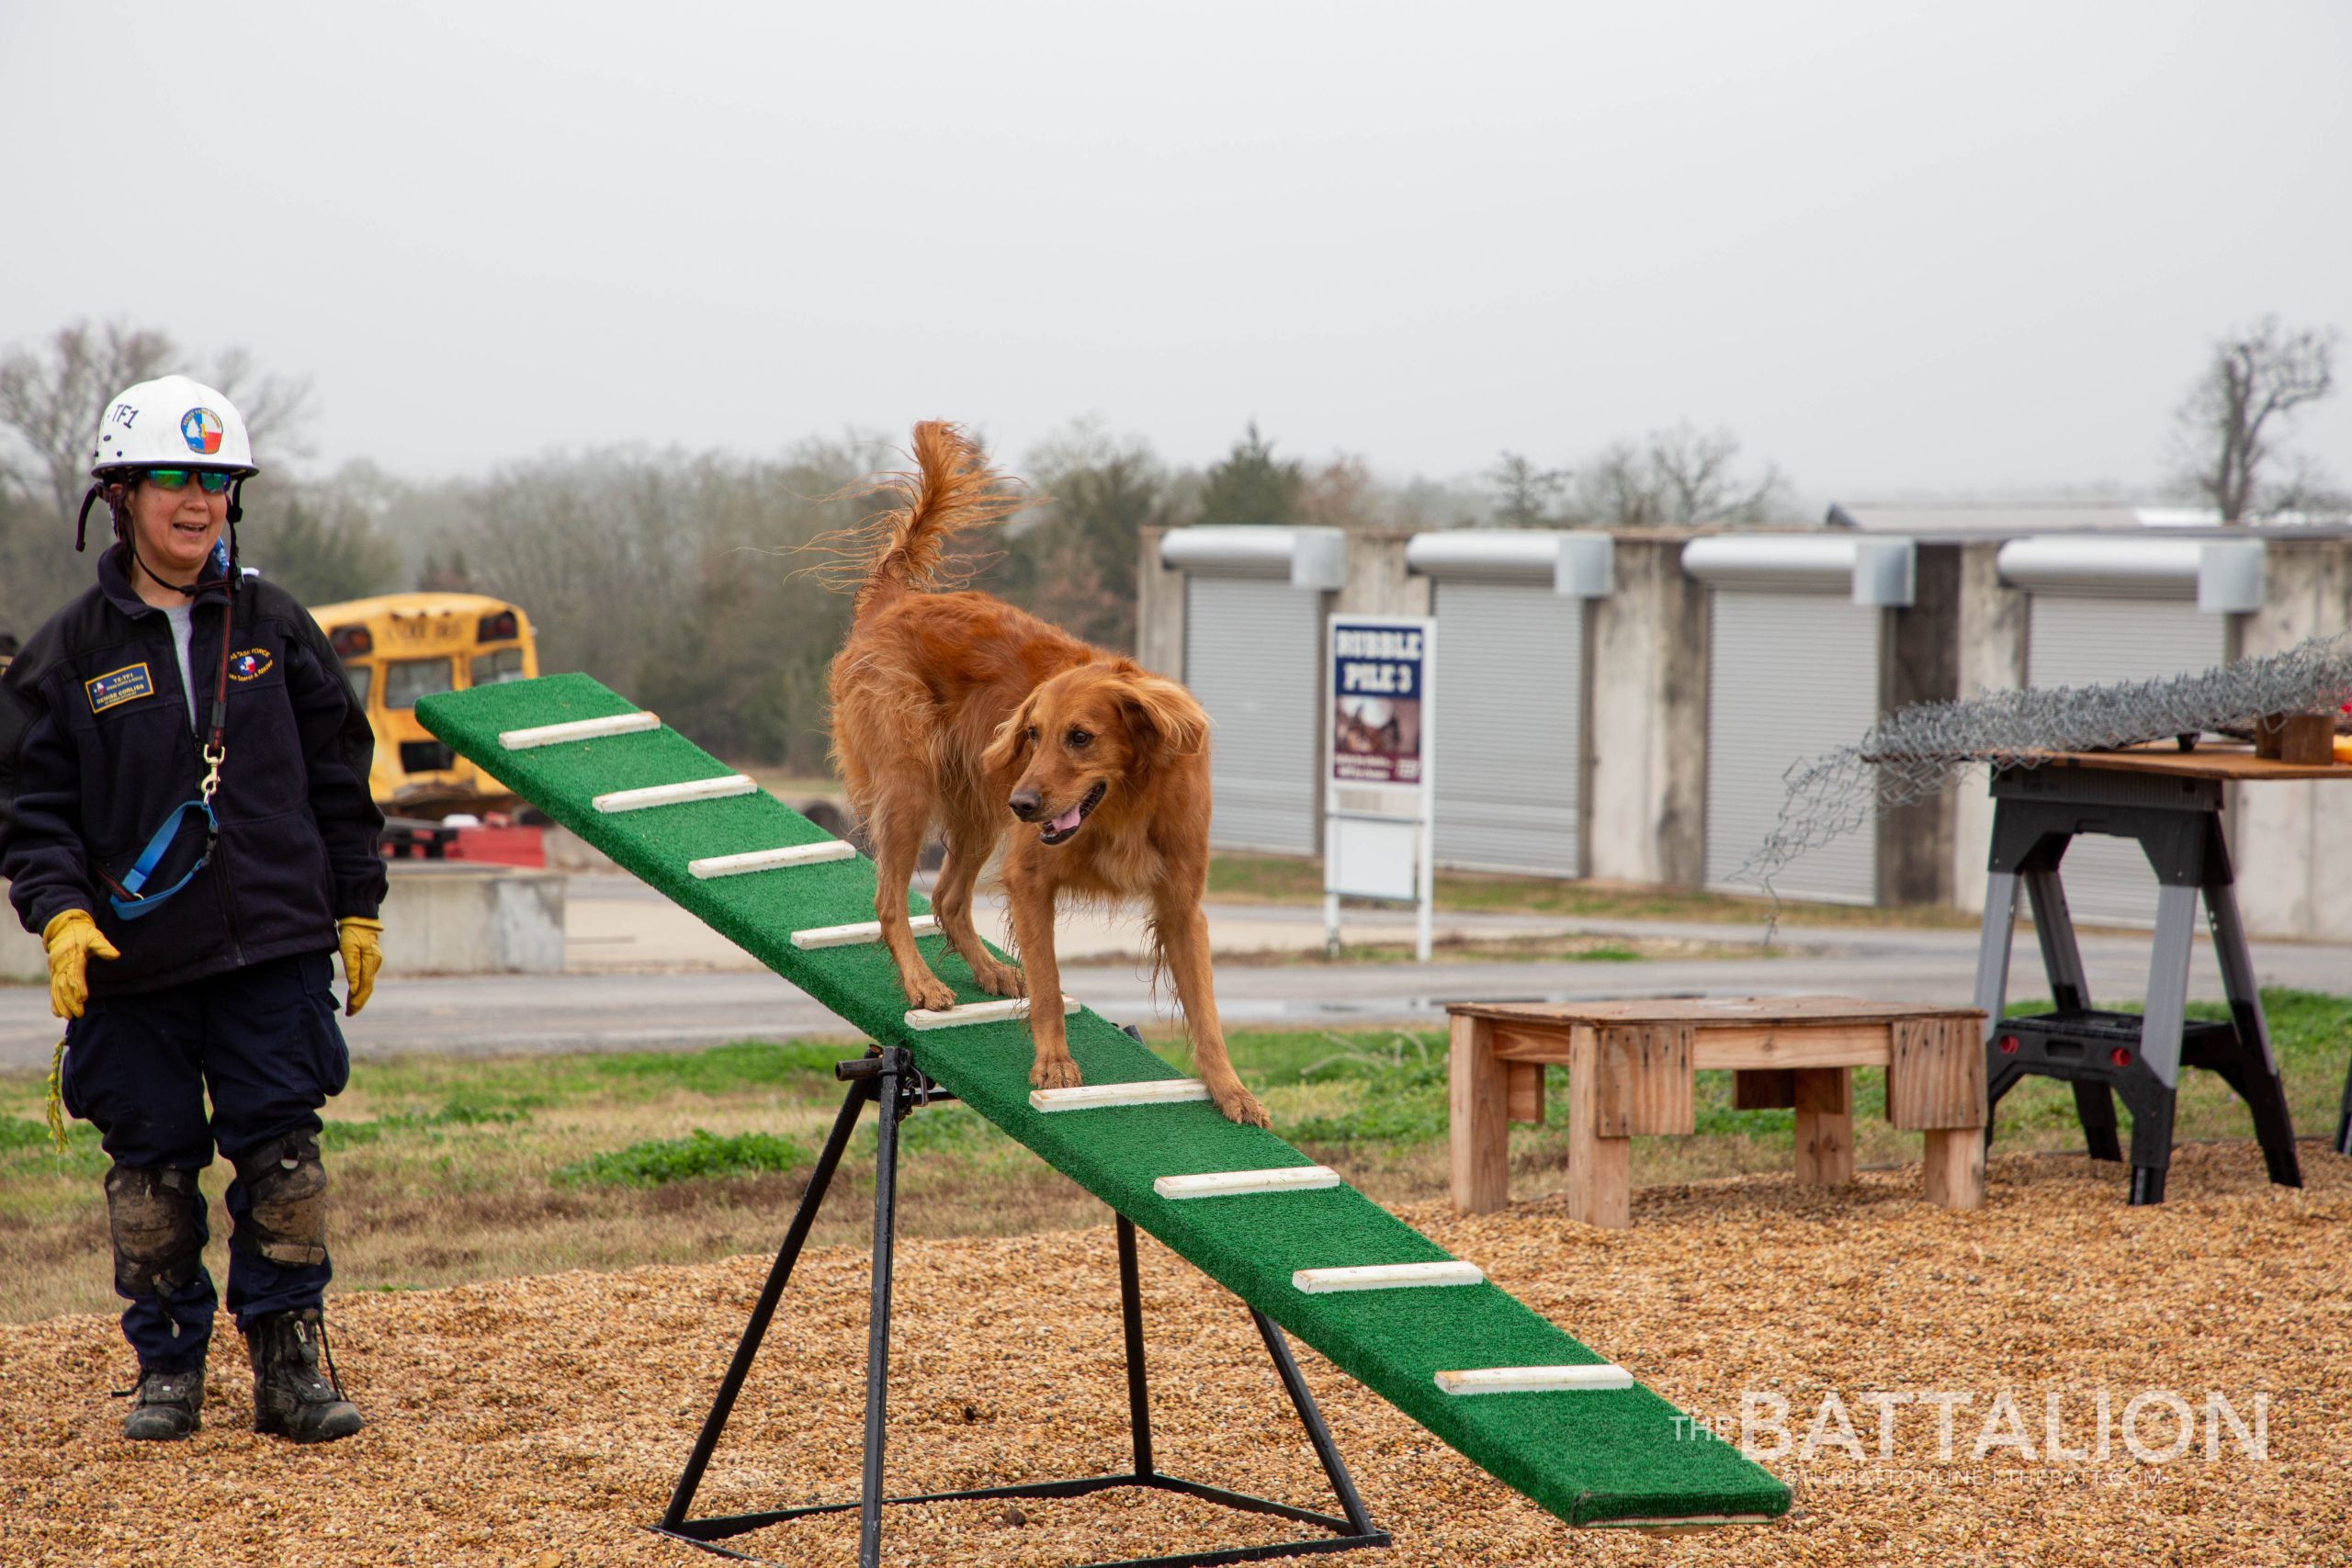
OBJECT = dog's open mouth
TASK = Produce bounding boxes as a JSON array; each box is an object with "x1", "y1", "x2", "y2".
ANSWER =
[{"x1": 1039, "y1": 781, "x2": 1106, "y2": 846}]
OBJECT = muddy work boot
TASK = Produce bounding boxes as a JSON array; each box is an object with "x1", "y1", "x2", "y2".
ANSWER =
[
  {"x1": 121, "y1": 1361, "x2": 205, "y2": 1440},
  {"x1": 243, "y1": 1308, "x2": 364, "y2": 1442}
]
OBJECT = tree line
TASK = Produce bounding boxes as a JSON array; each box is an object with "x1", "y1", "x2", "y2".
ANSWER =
[{"x1": 2, "y1": 315, "x2": 2340, "y2": 765}]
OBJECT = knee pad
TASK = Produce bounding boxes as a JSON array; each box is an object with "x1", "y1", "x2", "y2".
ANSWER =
[
  {"x1": 104, "y1": 1164, "x2": 204, "y2": 1298},
  {"x1": 234, "y1": 1131, "x2": 328, "y2": 1269}
]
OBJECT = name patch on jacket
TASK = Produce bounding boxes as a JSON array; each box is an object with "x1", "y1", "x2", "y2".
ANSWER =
[
  {"x1": 85, "y1": 663, "x2": 154, "y2": 713},
  {"x1": 229, "y1": 649, "x2": 275, "y2": 682}
]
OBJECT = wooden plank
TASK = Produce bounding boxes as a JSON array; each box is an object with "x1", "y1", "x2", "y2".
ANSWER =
[
  {"x1": 1565, "y1": 1026, "x2": 1630, "y2": 1229},
  {"x1": 1449, "y1": 1015, "x2": 1510, "y2": 1214},
  {"x1": 1155, "y1": 1166, "x2": 1340, "y2": 1199},
  {"x1": 2037, "y1": 744, "x2": 2352, "y2": 783},
  {"x1": 1295, "y1": 1261, "x2": 1484, "y2": 1293},
  {"x1": 1690, "y1": 1024, "x2": 1893, "y2": 1070},
  {"x1": 498, "y1": 710, "x2": 661, "y2": 750},
  {"x1": 1792, "y1": 1067, "x2": 1853, "y2": 1186},
  {"x1": 1922, "y1": 1127, "x2": 1985, "y2": 1211},
  {"x1": 1435, "y1": 1364, "x2": 1634, "y2": 1395},
  {"x1": 1732, "y1": 1068, "x2": 1796, "y2": 1110},
  {"x1": 1506, "y1": 1062, "x2": 1546, "y2": 1125},
  {"x1": 909, "y1": 995, "x2": 1080, "y2": 1032},
  {"x1": 1592, "y1": 1024, "x2": 1693, "y2": 1136},
  {"x1": 1029, "y1": 1077, "x2": 1206, "y2": 1111},
  {"x1": 2253, "y1": 714, "x2": 2336, "y2": 765},
  {"x1": 1490, "y1": 1020, "x2": 1576, "y2": 1064},
  {"x1": 1887, "y1": 1015, "x2": 1989, "y2": 1131},
  {"x1": 1455, "y1": 995, "x2": 1975, "y2": 1028}
]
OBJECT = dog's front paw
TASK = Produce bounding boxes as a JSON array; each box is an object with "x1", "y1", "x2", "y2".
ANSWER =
[
  {"x1": 1211, "y1": 1086, "x2": 1271, "y2": 1129},
  {"x1": 973, "y1": 960, "x2": 1028, "y2": 998},
  {"x1": 1030, "y1": 1055, "x2": 1084, "y2": 1091},
  {"x1": 904, "y1": 973, "x2": 959, "y2": 1013}
]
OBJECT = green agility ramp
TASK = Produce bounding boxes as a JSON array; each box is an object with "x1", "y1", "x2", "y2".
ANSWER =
[{"x1": 419, "y1": 675, "x2": 1790, "y2": 1530}]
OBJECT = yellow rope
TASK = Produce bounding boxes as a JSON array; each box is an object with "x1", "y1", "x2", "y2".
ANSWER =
[{"x1": 43, "y1": 1037, "x2": 69, "y2": 1155}]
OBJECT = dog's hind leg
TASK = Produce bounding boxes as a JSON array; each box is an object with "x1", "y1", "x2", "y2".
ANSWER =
[
  {"x1": 865, "y1": 800, "x2": 958, "y2": 1013},
  {"x1": 933, "y1": 813, "x2": 1024, "y2": 998},
  {"x1": 1151, "y1": 894, "x2": 1269, "y2": 1128}
]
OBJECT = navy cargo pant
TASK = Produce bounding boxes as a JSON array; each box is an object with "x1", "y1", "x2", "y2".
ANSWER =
[{"x1": 61, "y1": 951, "x2": 350, "y2": 1371}]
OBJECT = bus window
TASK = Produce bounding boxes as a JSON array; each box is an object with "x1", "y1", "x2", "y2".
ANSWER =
[
  {"x1": 470, "y1": 647, "x2": 528, "y2": 686},
  {"x1": 344, "y1": 664, "x2": 374, "y2": 705},
  {"x1": 383, "y1": 657, "x2": 456, "y2": 711}
]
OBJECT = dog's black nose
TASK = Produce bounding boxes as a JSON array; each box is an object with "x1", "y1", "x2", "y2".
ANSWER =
[{"x1": 1008, "y1": 788, "x2": 1043, "y2": 820}]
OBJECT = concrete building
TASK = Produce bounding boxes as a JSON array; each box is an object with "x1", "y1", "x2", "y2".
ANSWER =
[{"x1": 1141, "y1": 520, "x2": 2352, "y2": 940}]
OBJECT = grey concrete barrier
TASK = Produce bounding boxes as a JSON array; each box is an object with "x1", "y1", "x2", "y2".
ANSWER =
[{"x1": 379, "y1": 863, "x2": 566, "y2": 975}]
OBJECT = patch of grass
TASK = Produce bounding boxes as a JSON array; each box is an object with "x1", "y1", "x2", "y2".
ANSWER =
[
  {"x1": 557, "y1": 1128, "x2": 812, "y2": 1189},
  {"x1": 1207, "y1": 851, "x2": 1978, "y2": 930},
  {"x1": 0, "y1": 994, "x2": 2341, "y2": 1322}
]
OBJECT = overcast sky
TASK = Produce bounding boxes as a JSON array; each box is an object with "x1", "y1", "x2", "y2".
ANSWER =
[{"x1": 5, "y1": 2, "x2": 2347, "y2": 502}]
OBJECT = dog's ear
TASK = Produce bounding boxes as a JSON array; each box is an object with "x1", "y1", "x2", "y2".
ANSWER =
[
  {"x1": 982, "y1": 691, "x2": 1040, "y2": 779},
  {"x1": 1115, "y1": 671, "x2": 1209, "y2": 764}
]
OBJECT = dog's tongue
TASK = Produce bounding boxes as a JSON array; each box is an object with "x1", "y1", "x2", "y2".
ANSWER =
[{"x1": 1047, "y1": 801, "x2": 1084, "y2": 834}]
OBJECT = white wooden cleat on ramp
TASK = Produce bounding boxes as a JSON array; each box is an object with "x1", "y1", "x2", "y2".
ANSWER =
[
  {"x1": 792, "y1": 916, "x2": 939, "y2": 950},
  {"x1": 1294, "y1": 1261, "x2": 1483, "y2": 1293},
  {"x1": 688, "y1": 841, "x2": 856, "y2": 879},
  {"x1": 499, "y1": 711, "x2": 662, "y2": 750},
  {"x1": 907, "y1": 995, "x2": 1082, "y2": 1032},
  {"x1": 1030, "y1": 1078, "x2": 1212, "y2": 1112},
  {"x1": 1434, "y1": 1365, "x2": 1633, "y2": 1395},
  {"x1": 594, "y1": 774, "x2": 757, "y2": 814},
  {"x1": 1154, "y1": 1166, "x2": 1340, "y2": 1200}
]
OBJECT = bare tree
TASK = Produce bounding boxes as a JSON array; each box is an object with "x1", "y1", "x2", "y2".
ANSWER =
[
  {"x1": 2170, "y1": 316, "x2": 2340, "y2": 522},
  {"x1": 0, "y1": 321, "x2": 315, "y2": 530},
  {"x1": 1561, "y1": 424, "x2": 1788, "y2": 527},
  {"x1": 0, "y1": 321, "x2": 175, "y2": 526},
  {"x1": 1487, "y1": 451, "x2": 1567, "y2": 527}
]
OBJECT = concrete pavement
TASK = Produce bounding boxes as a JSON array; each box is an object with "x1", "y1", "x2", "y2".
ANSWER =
[{"x1": 6, "y1": 878, "x2": 2348, "y2": 1067}]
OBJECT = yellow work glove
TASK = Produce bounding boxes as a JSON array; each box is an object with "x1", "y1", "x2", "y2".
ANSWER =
[
  {"x1": 42, "y1": 909, "x2": 119, "y2": 1021},
  {"x1": 337, "y1": 917, "x2": 384, "y2": 1017}
]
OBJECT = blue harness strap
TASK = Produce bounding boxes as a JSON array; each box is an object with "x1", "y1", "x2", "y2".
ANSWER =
[{"x1": 106, "y1": 798, "x2": 218, "y2": 921}]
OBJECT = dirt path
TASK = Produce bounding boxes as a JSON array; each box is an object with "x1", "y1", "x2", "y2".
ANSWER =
[{"x1": 4, "y1": 1141, "x2": 2345, "y2": 1566}]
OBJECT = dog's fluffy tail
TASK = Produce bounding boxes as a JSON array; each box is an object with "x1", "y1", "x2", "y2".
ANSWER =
[{"x1": 819, "y1": 422, "x2": 1025, "y2": 615}]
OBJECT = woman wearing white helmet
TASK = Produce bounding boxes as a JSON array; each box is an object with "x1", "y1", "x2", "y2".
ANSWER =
[{"x1": 0, "y1": 376, "x2": 387, "y2": 1443}]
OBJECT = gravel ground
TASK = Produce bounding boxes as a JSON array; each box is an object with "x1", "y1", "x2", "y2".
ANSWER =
[{"x1": 3, "y1": 1140, "x2": 2345, "y2": 1568}]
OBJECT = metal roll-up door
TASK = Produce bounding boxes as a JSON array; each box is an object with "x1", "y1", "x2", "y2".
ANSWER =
[
  {"x1": 1185, "y1": 576, "x2": 1322, "y2": 853},
  {"x1": 1704, "y1": 590, "x2": 1881, "y2": 902},
  {"x1": 1430, "y1": 581, "x2": 1580, "y2": 874},
  {"x1": 2026, "y1": 595, "x2": 2228, "y2": 927}
]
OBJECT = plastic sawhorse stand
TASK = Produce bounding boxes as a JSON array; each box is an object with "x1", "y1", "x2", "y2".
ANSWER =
[
  {"x1": 1973, "y1": 763, "x2": 2302, "y2": 1205},
  {"x1": 654, "y1": 1044, "x2": 1392, "y2": 1568}
]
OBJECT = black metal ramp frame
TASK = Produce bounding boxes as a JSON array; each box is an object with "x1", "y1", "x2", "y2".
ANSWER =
[{"x1": 654, "y1": 1045, "x2": 1392, "y2": 1568}]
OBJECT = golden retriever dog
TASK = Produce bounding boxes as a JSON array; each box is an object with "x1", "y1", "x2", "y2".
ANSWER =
[{"x1": 825, "y1": 423, "x2": 1268, "y2": 1127}]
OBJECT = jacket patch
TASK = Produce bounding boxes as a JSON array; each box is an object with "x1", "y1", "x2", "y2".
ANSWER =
[
  {"x1": 85, "y1": 663, "x2": 154, "y2": 713},
  {"x1": 229, "y1": 649, "x2": 276, "y2": 682}
]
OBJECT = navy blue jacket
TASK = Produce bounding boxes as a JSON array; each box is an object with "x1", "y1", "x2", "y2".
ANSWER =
[{"x1": 0, "y1": 546, "x2": 386, "y2": 995}]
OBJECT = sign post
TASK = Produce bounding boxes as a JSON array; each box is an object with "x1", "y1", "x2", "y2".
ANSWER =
[{"x1": 1323, "y1": 615, "x2": 1436, "y2": 962}]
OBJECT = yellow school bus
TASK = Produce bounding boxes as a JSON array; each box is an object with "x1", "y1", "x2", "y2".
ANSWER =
[{"x1": 305, "y1": 592, "x2": 538, "y2": 815}]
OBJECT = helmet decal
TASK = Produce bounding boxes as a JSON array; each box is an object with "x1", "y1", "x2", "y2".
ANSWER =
[{"x1": 180, "y1": 408, "x2": 224, "y2": 455}]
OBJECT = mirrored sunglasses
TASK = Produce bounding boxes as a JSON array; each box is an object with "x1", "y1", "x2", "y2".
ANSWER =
[{"x1": 142, "y1": 469, "x2": 236, "y2": 494}]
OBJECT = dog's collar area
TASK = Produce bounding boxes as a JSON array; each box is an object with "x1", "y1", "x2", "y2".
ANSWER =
[{"x1": 1039, "y1": 780, "x2": 1107, "y2": 845}]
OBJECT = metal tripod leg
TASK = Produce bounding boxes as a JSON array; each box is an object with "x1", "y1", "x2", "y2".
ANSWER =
[
  {"x1": 2337, "y1": 1054, "x2": 2352, "y2": 1158},
  {"x1": 855, "y1": 1052, "x2": 906, "y2": 1568},
  {"x1": 662, "y1": 1076, "x2": 874, "y2": 1532}
]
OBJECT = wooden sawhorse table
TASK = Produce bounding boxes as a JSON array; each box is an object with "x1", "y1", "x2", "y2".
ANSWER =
[{"x1": 1447, "y1": 998, "x2": 1987, "y2": 1226}]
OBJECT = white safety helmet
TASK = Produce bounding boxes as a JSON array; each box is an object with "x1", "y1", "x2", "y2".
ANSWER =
[
  {"x1": 77, "y1": 375, "x2": 260, "y2": 558},
  {"x1": 88, "y1": 375, "x2": 258, "y2": 478}
]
